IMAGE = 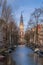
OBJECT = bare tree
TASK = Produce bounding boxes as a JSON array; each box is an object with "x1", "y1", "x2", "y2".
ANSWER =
[
  {"x1": 0, "y1": 0, "x2": 12, "y2": 22},
  {"x1": 0, "y1": 0, "x2": 19, "y2": 48},
  {"x1": 0, "y1": 0, "x2": 2, "y2": 6},
  {"x1": 2, "y1": 5, "x2": 12, "y2": 22},
  {"x1": 25, "y1": 30, "x2": 30, "y2": 45},
  {"x1": 8, "y1": 21, "x2": 19, "y2": 47}
]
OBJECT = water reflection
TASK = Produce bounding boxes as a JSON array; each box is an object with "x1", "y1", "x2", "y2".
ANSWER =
[
  {"x1": 11, "y1": 46, "x2": 42, "y2": 65},
  {"x1": 0, "y1": 46, "x2": 43, "y2": 65}
]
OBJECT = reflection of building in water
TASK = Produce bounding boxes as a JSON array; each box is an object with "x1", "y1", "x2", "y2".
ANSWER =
[{"x1": 19, "y1": 13, "x2": 24, "y2": 44}]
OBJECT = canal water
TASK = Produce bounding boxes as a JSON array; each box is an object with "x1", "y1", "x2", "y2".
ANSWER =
[{"x1": 11, "y1": 45, "x2": 43, "y2": 65}]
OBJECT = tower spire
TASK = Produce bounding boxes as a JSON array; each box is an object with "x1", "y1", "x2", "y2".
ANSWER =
[
  {"x1": 20, "y1": 12, "x2": 23, "y2": 24},
  {"x1": 19, "y1": 12, "x2": 24, "y2": 44}
]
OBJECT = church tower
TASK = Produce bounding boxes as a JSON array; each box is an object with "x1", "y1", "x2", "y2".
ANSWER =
[{"x1": 19, "y1": 13, "x2": 24, "y2": 44}]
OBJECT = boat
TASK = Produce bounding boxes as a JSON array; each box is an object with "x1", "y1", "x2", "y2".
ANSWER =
[
  {"x1": 38, "y1": 51, "x2": 43, "y2": 57},
  {"x1": 34, "y1": 48, "x2": 40, "y2": 53}
]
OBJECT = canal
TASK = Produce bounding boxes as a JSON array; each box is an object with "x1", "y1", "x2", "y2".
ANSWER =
[
  {"x1": 11, "y1": 45, "x2": 43, "y2": 65},
  {"x1": 0, "y1": 45, "x2": 43, "y2": 65}
]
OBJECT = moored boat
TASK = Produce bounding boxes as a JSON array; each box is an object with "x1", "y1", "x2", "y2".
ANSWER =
[
  {"x1": 38, "y1": 51, "x2": 43, "y2": 57},
  {"x1": 34, "y1": 48, "x2": 40, "y2": 53}
]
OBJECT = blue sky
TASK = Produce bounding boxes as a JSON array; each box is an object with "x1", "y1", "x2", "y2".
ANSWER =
[{"x1": 7, "y1": 0, "x2": 43, "y2": 30}]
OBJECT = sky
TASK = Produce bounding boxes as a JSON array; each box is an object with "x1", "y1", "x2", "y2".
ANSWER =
[{"x1": 7, "y1": 0, "x2": 43, "y2": 30}]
